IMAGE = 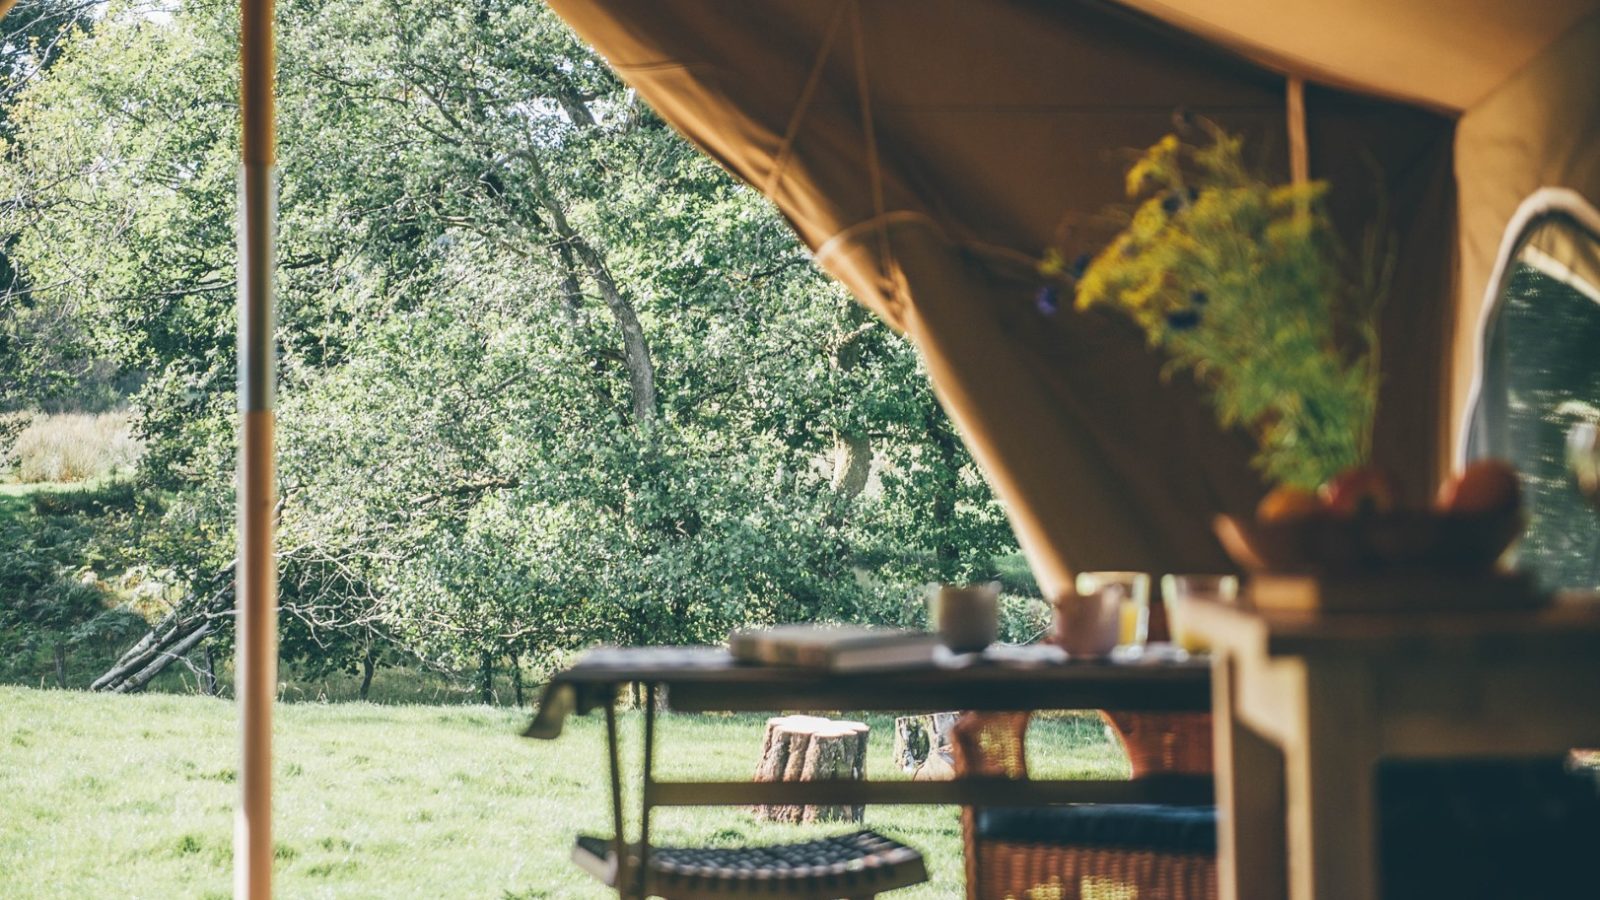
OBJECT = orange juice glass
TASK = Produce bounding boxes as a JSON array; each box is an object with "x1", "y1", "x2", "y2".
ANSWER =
[{"x1": 1161, "y1": 574, "x2": 1238, "y2": 654}]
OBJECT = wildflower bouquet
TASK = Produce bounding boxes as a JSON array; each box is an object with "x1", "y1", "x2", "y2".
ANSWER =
[{"x1": 1042, "y1": 125, "x2": 1389, "y2": 490}]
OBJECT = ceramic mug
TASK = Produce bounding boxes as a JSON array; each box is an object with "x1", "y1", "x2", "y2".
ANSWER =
[
  {"x1": 1074, "y1": 571, "x2": 1151, "y2": 647},
  {"x1": 1051, "y1": 589, "x2": 1122, "y2": 659},
  {"x1": 931, "y1": 582, "x2": 1000, "y2": 653}
]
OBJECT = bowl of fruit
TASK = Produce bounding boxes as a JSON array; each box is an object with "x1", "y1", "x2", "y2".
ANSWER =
[{"x1": 1214, "y1": 460, "x2": 1525, "y2": 574}]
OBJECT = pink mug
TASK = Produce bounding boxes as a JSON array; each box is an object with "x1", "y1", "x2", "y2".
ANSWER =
[{"x1": 1051, "y1": 589, "x2": 1122, "y2": 659}]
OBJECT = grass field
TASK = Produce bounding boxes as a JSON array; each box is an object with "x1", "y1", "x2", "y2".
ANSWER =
[{"x1": 0, "y1": 686, "x2": 1127, "y2": 898}]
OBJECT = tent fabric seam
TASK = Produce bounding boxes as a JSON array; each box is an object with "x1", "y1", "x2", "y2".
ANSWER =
[{"x1": 761, "y1": 0, "x2": 850, "y2": 199}]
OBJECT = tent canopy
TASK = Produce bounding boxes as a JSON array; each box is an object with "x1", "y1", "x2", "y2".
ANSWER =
[
  {"x1": 547, "y1": 1, "x2": 1600, "y2": 597},
  {"x1": 1110, "y1": 0, "x2": 1599, "y2": 112}
]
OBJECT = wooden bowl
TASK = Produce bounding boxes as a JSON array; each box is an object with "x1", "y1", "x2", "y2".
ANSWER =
[{"x1": 1213, "y1": 509, "x2": 1523, "y2": 575}]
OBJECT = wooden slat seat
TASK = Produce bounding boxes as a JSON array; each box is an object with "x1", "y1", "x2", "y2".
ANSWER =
[{"x1": 572, "y1": 829, "x2": 928, "y2": 899}]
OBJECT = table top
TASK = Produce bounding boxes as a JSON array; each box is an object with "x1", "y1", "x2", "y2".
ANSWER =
[
  {"x1": 525, "y1": 644, "x2": 1210, "y2": 739},
  {"x1": 1186, "y1": 589, "x2": 1600, "y2": 658}
]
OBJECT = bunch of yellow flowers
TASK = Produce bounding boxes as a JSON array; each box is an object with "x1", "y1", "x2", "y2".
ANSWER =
[{"x1": 1041, "y1": 124, "x2": 1387, "y2": 489}]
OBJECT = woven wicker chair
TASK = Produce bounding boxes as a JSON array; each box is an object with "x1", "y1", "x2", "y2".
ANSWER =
[{"x1": 951, "y1": 712, "x2": 1217, "y2": 900}]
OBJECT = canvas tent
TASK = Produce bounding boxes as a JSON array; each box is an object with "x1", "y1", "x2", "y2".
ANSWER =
[
  {"x1": 543, "y1": 0, "x2": 1600, "y2": 599},
  {"x1": 0, "y1": 0, "x2": 1592, "y2": 896},
  {"x1": 219, "y1": 3, "x2": 1600, "y2": 898}
]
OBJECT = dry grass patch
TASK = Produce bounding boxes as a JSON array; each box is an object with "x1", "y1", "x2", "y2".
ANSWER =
[{"x1": 5, "y1": 412, "x2": 142, "y2": 483}]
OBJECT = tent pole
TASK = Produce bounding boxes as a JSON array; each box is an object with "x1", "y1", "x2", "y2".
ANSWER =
[
  {"x1": 237, "y1": 0, "x2": 277, "y2": 898},
  {"x1": 1287, "y1": 75, "x2": 1309, "y2": 185}
]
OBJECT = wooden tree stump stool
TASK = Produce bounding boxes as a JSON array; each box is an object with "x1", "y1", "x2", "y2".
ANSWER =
[{"x1": 753, "y1": 715, "x2": 869, "y2": 824}]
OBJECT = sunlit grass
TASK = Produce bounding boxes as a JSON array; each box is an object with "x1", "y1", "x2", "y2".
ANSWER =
[
  {"x1": 6, "y1": 412, "x2": 142, "y2": 484},
  {"x1": 0, "y1": 686, "x2": 1126, "y2": 897}
]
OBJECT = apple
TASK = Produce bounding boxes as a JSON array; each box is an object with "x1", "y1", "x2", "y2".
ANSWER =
[
  {"x1": 1256, "y1": 485, "x2": 1322, "y2": 522},
  {"x1": 1319, "y1": 467, "x2": 1396, "y2": 517},
  {"x1": 1438, "y1": 459, "x2": 1521, "y2": 515}
]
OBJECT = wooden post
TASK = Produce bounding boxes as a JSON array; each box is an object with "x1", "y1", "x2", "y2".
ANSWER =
[
  {"x1": 1213, "y1": 658, "x2": 1287, "y2": 900},
  {"x1": 1287, "y1": 76, "x2": 1309, "y2": 186},
  {"x1": 236, "y1": 0, "x2": 278, "y2": 897}
]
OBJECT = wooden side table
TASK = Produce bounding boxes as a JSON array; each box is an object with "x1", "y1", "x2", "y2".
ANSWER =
[{"x1": 1187, "y1": 592, "x2": 1600, "y2": 900}]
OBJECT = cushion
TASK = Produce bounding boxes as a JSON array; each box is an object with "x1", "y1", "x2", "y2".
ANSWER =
[
  {"x1": 975, "y1": 804, "x2": 1217, "y2": 854},
  {"x1": 1380, "y1": 759, "x2": 1600, "y2": 899}
]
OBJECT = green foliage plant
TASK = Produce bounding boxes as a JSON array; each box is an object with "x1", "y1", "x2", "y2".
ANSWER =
[
  {"x1": 1045, "y1": 125, "x2": 1389, "y2": 489},
  {"x1": 0, "y1": 0, "x2": 1024, "y2": 684}
]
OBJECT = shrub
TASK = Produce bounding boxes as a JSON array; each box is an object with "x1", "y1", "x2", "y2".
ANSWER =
[
  {"x1": 8, "y1": 412, "x2": 143, "y2": 483},
  {"x1": 0, "y1": 411, "x2": 38, "y2": 456},
  {"x1": 30, "y1": 479, "x2": 140, "y2": 517}
]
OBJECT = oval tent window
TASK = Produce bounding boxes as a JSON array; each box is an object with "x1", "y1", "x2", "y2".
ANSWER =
[{"x1": 1467, "y1": 196, "x2": 1600, "y2": 591}]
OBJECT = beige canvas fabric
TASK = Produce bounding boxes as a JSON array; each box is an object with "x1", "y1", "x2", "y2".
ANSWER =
[
  {"x1": 1452, "y1": 14, "x2": 1600, "y2": 462},
  {"x1": 1111, "y1": 0, "x2": 1598, "y2": 112},
  {"x1": 547, "y1": 0, "x2": 1458, "y2": 593}
]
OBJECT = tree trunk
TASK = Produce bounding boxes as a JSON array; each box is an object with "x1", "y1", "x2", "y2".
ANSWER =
[
  {"x1": 829, "y1": 305, "x2": 875, "y2": 501},
  {"x1": 525, "y1": 166, "x2": 658, "y2": 429},
  {"x1": 570, "y1": 233, "x2": 657, "y2": 427},
  {"x1": 893, "y1": 713, "x2": 959, "y2": 771},
  {"x1": 359, "y1": 645, "x2": 376, "y2": 702},
  {"x1": 509, "y1": 651, "x2": 523, "y2": 707},
  {"x1": 93, "y1": 563, "x2": 234, "y2": 692},
  {"x1": 53, "y1": 643, "x2": 66, "y2": 689},
  {"x1": 199, "y1": 641, "x2": 219, "y2": 697},
  {"x1": 753, "y1": 715, "x2": 869, "y2": 824},
  {"x1": 478, "y1": 652, "x2": 495, "y2": 705},
  {"x1": 926, "y1": 406, "x2": 965, "y2": 579},
  {"x1": 112, "y1": 622, "x2": 212, "y2": 694},
  {"x1": 830, "y1": 432, "x2": 874, "y2": 499}
]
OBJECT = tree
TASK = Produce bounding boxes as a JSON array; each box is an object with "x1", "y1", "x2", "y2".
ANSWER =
[
  {"x1": 0, "y1": 0, "x2": 1021, "y2": 693},
  {"x1": 0, "y1": 0, "x2": 109, "y2": 412}
]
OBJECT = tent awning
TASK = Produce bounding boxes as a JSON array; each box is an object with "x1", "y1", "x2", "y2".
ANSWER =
[
  {"x1": 547, "y1": 0, "x2": 1461, "y2": 594},
  {"x1": 1112, "y1": 0, "x2": 1599, "y2": 112}
]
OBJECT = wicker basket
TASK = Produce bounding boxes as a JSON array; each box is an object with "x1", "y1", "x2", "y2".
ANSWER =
[
  {"x1": 1100, "y1": 711, "x2": 1214, "y2": 779},
  {"x1": 975, "y1": 841, "x2": 1216, "y2": 900},
  {"x1": 953, "y1": 712, "x2": 1217, "y2": 900}
]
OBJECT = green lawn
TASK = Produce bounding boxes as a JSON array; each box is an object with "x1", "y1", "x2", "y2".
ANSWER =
[
  {"x1": 0, "y1": 686, "x2": 1126, "y2": 898},
  {"x1": 0, "y1": 480, "x2": 50, "y2": 527}
]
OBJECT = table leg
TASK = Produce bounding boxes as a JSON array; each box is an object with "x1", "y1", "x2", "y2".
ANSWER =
[
  {"x1": 604, "y1": 695, "x2": 635, "y2": 899},
  {"x1": 1214, "y1": 657, "x2": 1287, "y2": 900},
  {"x1": 1286, "y1": 662, "x2": 1378, "y2": 900},
  {"x1": 639, "y1": 683, "x2": 656, "y2": 898}
]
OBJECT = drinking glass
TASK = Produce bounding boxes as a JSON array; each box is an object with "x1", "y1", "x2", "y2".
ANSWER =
[
  {"x1": 1074, "y1": 571, "x2": 1151, "y2": 648},
  {"x1": 1161, "y1": 574, "x2": 1238, "y2": 654}
]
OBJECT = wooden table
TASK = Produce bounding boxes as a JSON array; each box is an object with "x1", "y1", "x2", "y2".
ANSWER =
[
  {"x1": 525, "y1": 645, "x2": 1211, "y2": 897},
  {"x1": 1187, "y1": 592, "x2": 1600, "y2": 900}
]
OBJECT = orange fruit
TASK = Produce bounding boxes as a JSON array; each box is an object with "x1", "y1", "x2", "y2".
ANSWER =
[
  {"x1": 1319, "y1": 467, "x2": 1397, "y2": 517},
  {"x1": 1438, "y1": 459, "x2": 1521, "y2": 515},
  {"x1": 1257, "y1": 485, "x2": 1322, "y2": 522}
]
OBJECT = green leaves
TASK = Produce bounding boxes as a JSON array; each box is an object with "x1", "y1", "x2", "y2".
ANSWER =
[
  {"x1": 1069, "y1": 126, "x2": 1384, "y2": 489},
  {"x1": 1, "y1": 0, "x2": 1020, "y2": 681}
]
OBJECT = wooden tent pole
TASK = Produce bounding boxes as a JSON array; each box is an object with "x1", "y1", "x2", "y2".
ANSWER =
[
  {"x1": 237, "y1": 0, "x2": 278, "y2": 897},
  {"x1": 1287, "y1": 75, "x2": 1309, "y2": 185}
]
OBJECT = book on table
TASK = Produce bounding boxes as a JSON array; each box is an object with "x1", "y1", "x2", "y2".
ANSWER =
[{"x1": 728, "y1": 624, "x2": 942, "y2": 672}]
